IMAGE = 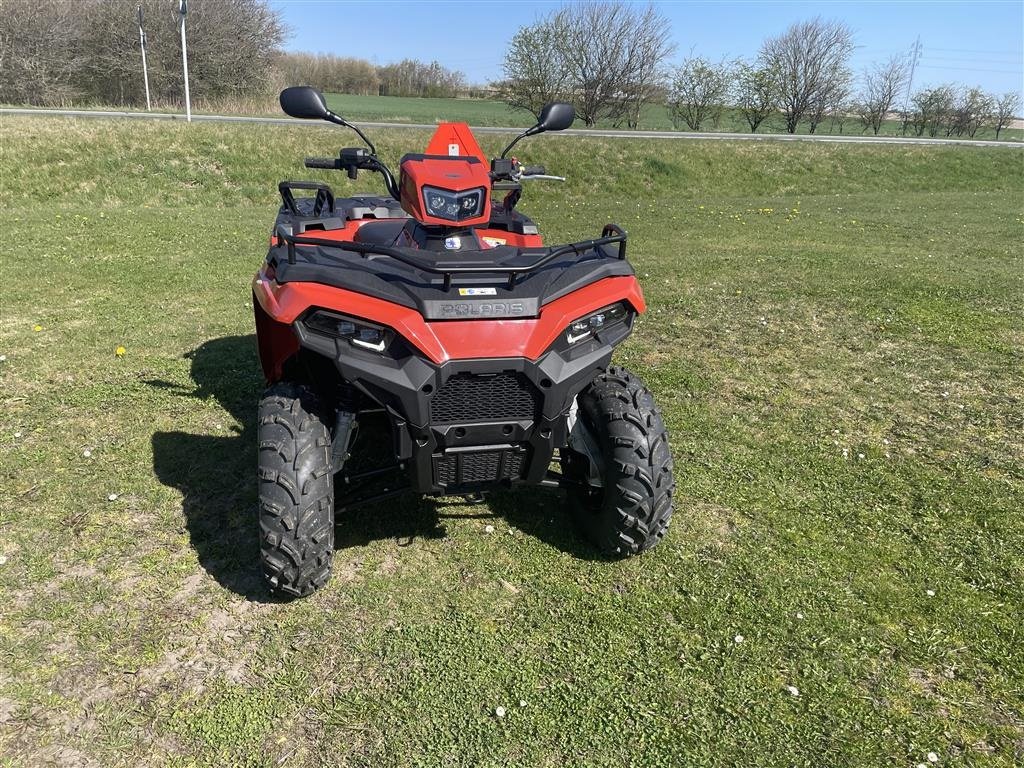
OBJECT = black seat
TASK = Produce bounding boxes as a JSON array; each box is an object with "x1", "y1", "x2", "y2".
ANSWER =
[{"x1": 355, "y1": 220, "x2": 407, "y2": 246}]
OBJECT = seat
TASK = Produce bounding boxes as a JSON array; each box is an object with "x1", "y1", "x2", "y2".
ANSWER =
[{"x1": 354, "y1": 220, "x2": 407, "y2": 246}]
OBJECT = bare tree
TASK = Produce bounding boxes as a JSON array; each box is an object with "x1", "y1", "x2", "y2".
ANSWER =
[
  {"x1": 667, "y1": 56, "x2": 731, "y2": 130},
  {"x1": 829, "y1": 96, "x2": 854, "y2": 134},
  {"x1": 992, "y1": 91, "x2": 1022, "y2": 140},
  {"x1": 807, "y1": 75, "x2": 850, "y2": 134},
  {"x1": 278, "y1": 53, "x2": 379, "y2": 96},
  {"x1": 909, "y1": 85, "x2": 956, "y2": 137},
  {"x1": 499, "y1": 2, "x2": 673, "y2": 127},
  {"x1": 614, "y1": 4, "x2": 675, "y2": 128},
  {"x1": 558, "y1": 2, "x2": 674, "y2": 126},
  {"x1": 858, "y1": 55, "x2": 909, "y2": 135},
  {"x1": 950, "y1": 86, "x2": 994, "y2": 137},
  {"x1": 759, "y1": 17, "x2": 855, "y2": 134},
  {"x1": 377, "y1": 59, "x2": 465, "y2": 98},
  {"x1": 0, "y1": 0, "x2": 286, "y2": 107},
  {"x1": 497, "y1": 17, "x2": 572, "y2": 117},
  {"x1": 734, "y1": 60, "x2": 777, "y2": 132},
  {"x1": 823, "y1": 76, "x2": 856, "y2": 134},
  {"x1": 0, "y1": 0, "x2": 87, "y2": 105}
]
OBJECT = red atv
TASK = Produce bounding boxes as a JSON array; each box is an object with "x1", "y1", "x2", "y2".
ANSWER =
[{"x1": 253, "y1": 87, "x2": 674, "y2": 597}]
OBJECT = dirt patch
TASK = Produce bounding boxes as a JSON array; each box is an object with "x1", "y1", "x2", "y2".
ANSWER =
[
  {"x1": 684, "y1": 501, "x2": 741, "y2": 552},
  {"x1": 136, "y1": 594, "x2": 260, "y2": 695},
  {"x1": 908, "y1": 666, "x2": 947, "y2": 698}
]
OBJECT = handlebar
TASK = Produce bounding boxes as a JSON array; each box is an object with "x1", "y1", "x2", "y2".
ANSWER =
[
  {"x1": 521, "y1": 164, "x2": 546, "y2": 176},
  {"x1": 304, "y1": 150, "x2": 400, "y2": 199},
  {"x1": 304, "y1": 157, "x2": 338, "y2": 170}
]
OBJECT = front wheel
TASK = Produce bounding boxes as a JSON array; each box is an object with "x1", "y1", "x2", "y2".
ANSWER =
[
  {"x1": 563, "y1": 366, "x2": 675, "y2": 556},
  {"x1": 257, "y1": 382, "x2": 334, "y2": 598}
]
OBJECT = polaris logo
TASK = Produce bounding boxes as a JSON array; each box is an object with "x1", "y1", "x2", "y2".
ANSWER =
[{"x1": 440, "y1": 302, "x2": 526, "y2": 317}]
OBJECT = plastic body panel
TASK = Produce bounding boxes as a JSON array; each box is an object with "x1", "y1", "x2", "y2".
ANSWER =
[
  {"x1": 398, "y1": 155, "x2": 492, "y2": 226},
  {"x1": 253, "y1": 270, "x2": 644, "y2": 367},
  {"x1": 252, "y1": 268, "x2": 645, "y2": 494}
]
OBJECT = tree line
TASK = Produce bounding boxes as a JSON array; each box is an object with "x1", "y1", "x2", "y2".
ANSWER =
[
  {"x1": 0, "y1": 0, "x2": 467, "y2": 107},
  {"x1": 498, "y1": 3, "x2": 1021, "y2": 138},
  {"x1": 0, "y1": 0, "x2": 284, "y2": 107},
  {"x1": 1, "y1": 0, "x2": 1018, "y2": 137},
  {"x1": 278, "y1": 53, "x2": 466, "y2": 99}
]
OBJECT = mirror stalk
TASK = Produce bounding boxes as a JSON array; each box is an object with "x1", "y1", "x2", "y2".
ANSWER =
[
  {"x1": 326, "y1": 111, "x2": 377, "y2": 156},
  {"x1": 499, "y1": 102, "x2": 575, "y2": 158},
  {"x1": 499, "y1": 128, "x2": 536, "y2": 159}
]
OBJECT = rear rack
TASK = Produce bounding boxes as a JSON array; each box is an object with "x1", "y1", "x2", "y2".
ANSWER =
[{"x1": 274, "y1": 224, "x2": 627, "y2": 291}]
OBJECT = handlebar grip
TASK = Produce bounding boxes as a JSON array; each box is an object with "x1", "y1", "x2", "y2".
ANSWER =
[
  {"x1": 522, "y1": 164, "x2": 547, "y2": 176},
  {"x1": 304, "y1": 157, "x2": 338, "y2": 170}
]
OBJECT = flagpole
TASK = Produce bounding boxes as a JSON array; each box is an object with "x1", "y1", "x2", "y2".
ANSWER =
[
  {"x1": 179, "y1": 0, "x2": 191, "y2": 122},
  {"x1": 138, "y1": 5, "x2": 151, "y2": 111}
]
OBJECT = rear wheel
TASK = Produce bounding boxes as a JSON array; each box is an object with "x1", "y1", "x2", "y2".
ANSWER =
[
  {"x1": 258, "y1": 382, "x2": 334, "y2": 598},
  {"x1": 564, "y1": 366, "x2": 674, "y2": 556}
]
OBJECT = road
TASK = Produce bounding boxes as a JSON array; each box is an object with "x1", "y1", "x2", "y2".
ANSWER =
[{"x1": 2, "y1": 106, "x2": 1021, "y2": 148}]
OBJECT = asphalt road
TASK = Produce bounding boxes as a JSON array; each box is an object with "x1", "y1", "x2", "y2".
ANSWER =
[{"x1": 3, "y1": 106, "x2": 1021, "y2": 148}]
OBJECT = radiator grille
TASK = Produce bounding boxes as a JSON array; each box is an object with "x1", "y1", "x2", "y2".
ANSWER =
[
  {"x1": 433, "y1": 448, "x2": 528, "y2": 488},
  {"x1": 430, "y1": 372, "x2": 538, "y2": 424}
]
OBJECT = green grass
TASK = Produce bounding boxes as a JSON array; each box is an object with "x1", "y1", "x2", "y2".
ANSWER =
[
  {"x1": 1, "y1": 116, "x2": 1023, "y2": 767},
  {"x1": 322, "y1": 92, "x2": 1024, "y2": 142}
]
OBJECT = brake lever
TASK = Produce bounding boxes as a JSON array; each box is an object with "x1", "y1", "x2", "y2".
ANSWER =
[{"x1": 520, "y1": 174, "x2": 566, "y2": 182}]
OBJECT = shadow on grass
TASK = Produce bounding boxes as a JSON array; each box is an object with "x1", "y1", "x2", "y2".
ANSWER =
[
  {"x1": 149, "y1": 335, "x2": 268, "y2": 600},
  {"x1": 488, "y1": 487, "x2": 604, "y2": 561},
  {"x1": 150, "y1": 335, "x2": 602, "y2": 600}
]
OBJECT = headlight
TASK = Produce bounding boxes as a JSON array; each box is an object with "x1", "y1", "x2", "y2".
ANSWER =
[
  {"x1": 565, "y1": 302, "x2": 629, "y2": 345},
  {"x1": 305, "y1": 310, "x2": 392, "y2": 353},
  {"x1": 422, "y1": 186, "x2": 485, "y2": 222}
]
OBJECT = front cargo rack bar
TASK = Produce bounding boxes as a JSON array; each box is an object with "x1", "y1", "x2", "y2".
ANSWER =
[{"x1": 274, "y1": 223, "x2": 627, "y2": 291}]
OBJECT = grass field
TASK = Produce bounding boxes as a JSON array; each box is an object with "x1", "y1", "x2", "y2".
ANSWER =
[
  {"x1": 7, "y1": 93, "x2": 1022, "y2": 142},
  {"x1": 1, "y1": 115, "x2": 1023, "y2": 767},
  {"x1": 322, "y1": 92, "x2": 1024, "y2": 142}
]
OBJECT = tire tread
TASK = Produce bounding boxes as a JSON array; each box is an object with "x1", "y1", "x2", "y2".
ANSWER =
[
  {"x1": 568, "y1": 366, "x2": 675, "y2": 556},
  {"x1": 258, "y1": 382, "x2": 334, "y2": 598}
]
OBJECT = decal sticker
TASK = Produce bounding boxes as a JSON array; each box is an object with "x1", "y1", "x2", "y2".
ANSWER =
[
  {"x1": 458, "y1": 287, "x2": 498, "y2": 296},
  {"x1": 481, "y1": 236, "x2": 507, "y2": 248},
  {"x1": 444, "y1": 236, "x2": 462, "y2": 250},
  {"x1": 448, "y1": 143, "x2": 460, "y2": 156},
  {"x1": 441, "y1": 301, "x2": 525, "y2": 316}
]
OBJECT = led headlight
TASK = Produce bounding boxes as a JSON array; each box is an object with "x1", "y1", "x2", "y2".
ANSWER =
[
  {"x1": 305, "y1": 310, "x2": 392, "y2": 353},
  {"x1": 422, "y1": 186, "x2": 485, "y2": 222},
  {"x1": 565, "y1": 302, "x2": 629, "y2": 345}
]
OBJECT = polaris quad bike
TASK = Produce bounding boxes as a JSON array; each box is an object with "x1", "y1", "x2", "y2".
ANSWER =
[{"x1": 253, "y1": 86, "x2": 674, "y2": 597}]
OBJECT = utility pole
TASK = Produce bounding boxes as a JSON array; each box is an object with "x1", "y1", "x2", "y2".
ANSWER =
[
  {"x1": 900, "y1": 36, "x2": 923, "y2": 133},
  {"x1": 137, "y1": 5, "x2": 151, "y2": 111},
  {"x1": 178, "y1": 0, "x2": 191, "y2": 122}
]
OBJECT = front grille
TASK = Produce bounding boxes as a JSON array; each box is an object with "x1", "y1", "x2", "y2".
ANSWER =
[
  {"x1": 433, "y1": 448, "x2": 528, "y2": 488},
  {"x1": 430, "y1": 372, "x2": 538, "y2": 424}
]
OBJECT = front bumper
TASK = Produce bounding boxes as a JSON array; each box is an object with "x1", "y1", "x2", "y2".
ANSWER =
[{"x1": 294, "y1": 318, "x2": 632, "y2": 493}]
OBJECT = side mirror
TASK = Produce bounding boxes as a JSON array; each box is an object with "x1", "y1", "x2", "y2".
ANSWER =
[
  {"x1": 535, "y1": 102, "x2": 575, "y2": 132},
  {"x1": 280, "y1": 86, "x2": 331, "y2": 120},
  {"x1": 500, "y1": 102, "x2": 576, "y2": 158}
]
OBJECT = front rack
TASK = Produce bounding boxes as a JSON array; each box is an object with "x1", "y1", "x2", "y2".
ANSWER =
[{"x1": 274, "y1": 224, "x2": 627, "y2": 291}]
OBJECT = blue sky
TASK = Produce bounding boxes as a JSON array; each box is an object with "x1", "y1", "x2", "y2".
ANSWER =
[{"x1": 272, "y1": 0, "x2": 1024, "y2": 99}]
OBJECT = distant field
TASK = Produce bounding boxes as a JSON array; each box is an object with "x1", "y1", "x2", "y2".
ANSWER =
[
  {"x1": 325, "y1": 92, "x2": 1024, "y2": 141},
  {"x1": 6, "y1": 93, "x2": 1021, "y2": 142},
  {"x1": 1, "y1": 116, "x2": 1023, "y2": 766}
]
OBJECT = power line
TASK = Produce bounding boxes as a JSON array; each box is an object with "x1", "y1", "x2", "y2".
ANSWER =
[
  {"x1": 925, "y1": 55, "x2": 1024, "y2": 65},
  {"x1": 918, "y1": 64, "x2": 1024, "y2": 74},
  {"x1": 928, "y1": 46, "x2": 1022, "y2": 55}
]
